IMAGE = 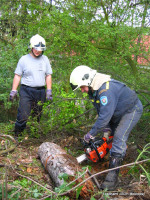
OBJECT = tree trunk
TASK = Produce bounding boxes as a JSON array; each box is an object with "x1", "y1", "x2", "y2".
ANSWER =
[{"x1": 37, "y1": 142, "x2": 94, "y2": 198}]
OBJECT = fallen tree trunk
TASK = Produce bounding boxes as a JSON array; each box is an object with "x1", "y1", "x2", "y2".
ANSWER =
[{"x1": 38, "y1": 142, "x2": 94, "y2": 198}]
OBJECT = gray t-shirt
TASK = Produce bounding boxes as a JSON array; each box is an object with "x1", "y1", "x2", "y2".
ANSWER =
[{"x1": 15, "y1": 54, "x2": 52, "y2": 87}]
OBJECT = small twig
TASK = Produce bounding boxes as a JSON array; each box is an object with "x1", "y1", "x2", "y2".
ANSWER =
[
  {"x1": 10, "y1": 186, "x2": 22, "y2": 198},
  {"x1": 0, "y1": 134, "x2": 16, "y2": 143},
  {"x1": 0, "y1": 134, "x2": 17, "y2": 155},
  {"x1": 36, "y1": 194, "x2": 53, "y2": 200},
  {"x1": 46, "y1": 98, "x2": 76, "y2": 109},
  {"x1": 87, "y1": 169, "x2": 101, "y2": 190},
  {"x1": 66, "y1": 167, "x2": 88, "y2": 187},
  {"x1": 47, "y1": 97, "x2": 89, "y2": 108},
  {"x1": 0, "y1": 145, "x2": 16, "y2": 155},
  {"x1": 2, "y1": 182, "x2": 4, "y2": 200},
  {"x1": 0, "y1": 164, "x2": 7, "y2": 167},
  {"x1": 5, "y1": 165, "x2": 8, "y2": 200}
]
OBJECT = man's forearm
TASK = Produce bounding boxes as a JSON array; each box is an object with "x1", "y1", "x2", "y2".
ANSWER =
[
  {"x1": 46, "y1": 74, "x2": 52, "y2": 89},
  {"x1": 12, "y1": 74, "x2": 21, "y2": 90}
]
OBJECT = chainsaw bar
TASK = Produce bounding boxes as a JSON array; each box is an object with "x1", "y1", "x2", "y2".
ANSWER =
[{"x1": 76, "y1": 153, "x2": 87, "y2": 163}]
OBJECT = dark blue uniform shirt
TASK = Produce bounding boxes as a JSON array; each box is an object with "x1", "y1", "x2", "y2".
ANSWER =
[{"x1": 89, "y1": 79, "x2": 138, "y2": 136}]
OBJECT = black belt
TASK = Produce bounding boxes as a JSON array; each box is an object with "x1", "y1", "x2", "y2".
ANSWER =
[{"x1": 21, "y1": 84, "x2": 45, "y2": 90}]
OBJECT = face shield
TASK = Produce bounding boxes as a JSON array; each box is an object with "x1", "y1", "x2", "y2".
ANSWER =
[
  {"x1": 70, "y1": 83, "x2": 79, "y2": 91},
  {"x1": 33, "y1": 42, "x2": 46, "y2": 51}
]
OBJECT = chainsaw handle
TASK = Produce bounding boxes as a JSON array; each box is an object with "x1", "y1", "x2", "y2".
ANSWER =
[
  {"x1": 90, "y1": 141, "x2": 102, "y2": 161},
  {"x1": 79, "y1": 138, "x2": 90, "y2": 147}
]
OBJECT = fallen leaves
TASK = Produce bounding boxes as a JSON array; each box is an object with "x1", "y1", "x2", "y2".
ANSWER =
[
  {"x1": 27, "y1": 167, "x2": 39, "y2": 174},
  {"x1": 27, "y1": 167, "x2": 32, "y2": 173},
  {"x1": 18, "y1": 156, "x2": 33, "y2": 164},
  {"x1": 60, "y1": 135, "x2": 78, "y2": 148}
]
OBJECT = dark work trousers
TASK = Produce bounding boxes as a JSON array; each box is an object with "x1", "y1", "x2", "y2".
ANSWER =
[
  {"x1": 15, "y1": 85, "x2": 46, "y2": 134},
  {"x1": 109, "y1": 99, "x2": 143, "y2": 157}
]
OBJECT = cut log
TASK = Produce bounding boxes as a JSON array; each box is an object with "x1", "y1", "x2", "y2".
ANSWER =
[{"x1": 38, "y1": 142, "x2": 94, "y2": 198}]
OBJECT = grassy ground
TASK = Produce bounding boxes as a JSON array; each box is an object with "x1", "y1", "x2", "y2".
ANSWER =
[{"x1": 0, "y1": 112, "x2": 150, "y2": 199}]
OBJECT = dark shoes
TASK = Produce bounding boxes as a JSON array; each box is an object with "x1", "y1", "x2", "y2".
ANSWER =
[
  {"x1": 101, "y1": 169, "x2": 119, "y2": 190},
  {"x1": 101, "y1": 156, "x2": 123, "y2": 191}
]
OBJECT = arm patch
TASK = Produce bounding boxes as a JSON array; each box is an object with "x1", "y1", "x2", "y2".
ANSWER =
[{"x1": 100, "y1": 96, "x2": 108, "y2": 105}]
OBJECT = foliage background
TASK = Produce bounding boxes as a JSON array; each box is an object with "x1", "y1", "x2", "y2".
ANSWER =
[
  {"x1": 0, "y1": 0, "x2": 149, "y2": 133},
  {"x1": 0, "y1": 0, "x2": 150, "y2": 199}
]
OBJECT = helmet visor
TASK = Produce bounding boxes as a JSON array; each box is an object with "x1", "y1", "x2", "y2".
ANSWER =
[
  {"x1": 34, "y1": 42, "x2": 46, "y2": 51},
  {"x1": 70, "y1": 83, "x2": 78, "y2": 91}
]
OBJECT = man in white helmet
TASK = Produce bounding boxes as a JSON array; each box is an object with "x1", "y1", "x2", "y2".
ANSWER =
[
  {"x1": 10, "y1": 34, "x2": 53, "y2": 138},
  {"x1": 70, "y1": 65, "x2": 143, "y2": 191}
]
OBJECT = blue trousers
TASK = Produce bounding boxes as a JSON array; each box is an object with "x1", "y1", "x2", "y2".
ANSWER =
[
  {"x1": 15, "y1": 85, "x2": 46, "y2": 133},
  {"x1": 109, "y1": 99, "x2": 143, "y2": 157}
]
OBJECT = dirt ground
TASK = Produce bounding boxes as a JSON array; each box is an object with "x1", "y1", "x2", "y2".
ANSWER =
[{"x1": 0, "y1": 133, "x2": 150, "y2": 200}]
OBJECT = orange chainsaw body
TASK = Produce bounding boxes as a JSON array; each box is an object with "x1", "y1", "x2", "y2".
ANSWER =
[{"x1": 85, "y1": 136, "x2": 113, "y2": 162}]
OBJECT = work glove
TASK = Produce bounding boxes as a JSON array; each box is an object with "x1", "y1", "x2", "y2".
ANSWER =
[
  {"x1": 9, "y1": 90, "x2": 17, "y2": 102},
  {"x1": 46, "y1": 89, "x2": 53, "y2": 101},
  {"x1": 84, "y1": 132, "x2": 95, "y2": 143},
  {"x1": 103, "y1": 128, "x2": 111, "y2": 141}
]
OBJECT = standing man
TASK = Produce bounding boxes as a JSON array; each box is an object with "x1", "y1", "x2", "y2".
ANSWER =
[
  {"x1": 70, "y1": 65, "x2": 143, "y2": 191},
  {"x1": 10, "y1": 34, "x2": 53, "y2": 138}
]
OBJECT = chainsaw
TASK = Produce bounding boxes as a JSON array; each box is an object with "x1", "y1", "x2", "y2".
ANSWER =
[{"x1": 76, "y1": 136, "x2": 113, "y2": 163}]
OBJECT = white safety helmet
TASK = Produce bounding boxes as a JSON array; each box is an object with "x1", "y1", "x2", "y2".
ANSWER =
[
  {"x1": 29, "y1": 34, "x2": 46, "y2": 51},
  {"x1": 70, "y1": 65, "x2": 97, "y2": 91}
]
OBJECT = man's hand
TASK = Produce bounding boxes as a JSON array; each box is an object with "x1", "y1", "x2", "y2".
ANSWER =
[
  {"x1": 9, "y1": 90, "x2": 17, "y2": 102},
  {"x1": 103, "y1": 128, "x2": 111, "y2": 141},
  {"x1": 84, "y1": 132, "x2": 95, "y2": 143},
  {"x1": 46, "y1": 89, "x2": 53, "y2": 101}
]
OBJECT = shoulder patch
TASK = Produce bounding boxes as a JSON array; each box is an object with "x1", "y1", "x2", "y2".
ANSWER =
[{"x1": 100, "y1": 96, "x2": 108, "y2": 105}]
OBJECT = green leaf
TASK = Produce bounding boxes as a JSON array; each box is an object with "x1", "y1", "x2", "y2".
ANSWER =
[
  {"x1": 76, "y1": 185, "x2": 83, "y2": 199},
  {"x1": 58, "y1": 173, "x2": 69, "y2": 181},
  {"x1": 90, "y1": 197, "x2": 96, "y2": 200}
]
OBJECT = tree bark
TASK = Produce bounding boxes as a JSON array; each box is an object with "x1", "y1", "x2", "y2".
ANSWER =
[{"x1": 38, "y1": 142, "x2": 94, "y2": 198}]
